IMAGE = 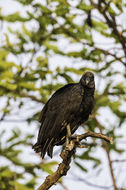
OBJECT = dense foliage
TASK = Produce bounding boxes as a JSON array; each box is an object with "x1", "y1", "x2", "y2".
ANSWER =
[{"x1": 0, "y1": 0, "x2": 126, "y2": 189}]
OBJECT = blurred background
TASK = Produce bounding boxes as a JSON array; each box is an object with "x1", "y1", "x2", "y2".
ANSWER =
[{"x1": 0, "y1": 0, "x2": 126, "y2": 190}]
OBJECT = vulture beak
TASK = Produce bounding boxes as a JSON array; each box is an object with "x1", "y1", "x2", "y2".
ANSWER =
[{"x1": 86, "y1": 78, "x2": 90, "y2": 85}]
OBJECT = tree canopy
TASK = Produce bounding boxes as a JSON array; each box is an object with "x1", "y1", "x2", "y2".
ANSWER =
[{"x1": 0, "y1": 0, "x2": 126, "y2": 190}]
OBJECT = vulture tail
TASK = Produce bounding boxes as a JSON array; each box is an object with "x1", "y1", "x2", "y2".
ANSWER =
[{"x1": 32, "y1": 138, "x2": 54, "y2": 159}]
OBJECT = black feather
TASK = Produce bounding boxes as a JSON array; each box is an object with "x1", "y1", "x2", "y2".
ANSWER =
[{"x1": 33, "y1": 72, "x2": 95, "y2": 158}]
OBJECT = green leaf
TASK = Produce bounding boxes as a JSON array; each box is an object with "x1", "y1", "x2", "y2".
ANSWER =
[
  {"x1": 33, "y1": 3, "x2": 52, "y2": 14},
  {"x1": 3, "y1": 12, "x2": 31, "y2": 22},
  {"x1": 41, "y1": 161, "x2": 58, "y2": 174},
  {"x1": 92, "y1": 20, "x2": 108, "y2": 31},
  {"x1": 55, "y1": 4, "x2": 69, "y2": 16},
  {"x1": 0, "y1": 61, "x2": 17, "y2": 70},
  {"x1": 77, "y1": 2, "x2": 93, "y2": 11},
  {"x1": 16, "y1": 0, "x2": 34, "y2": 5},
  {"x1": 74, "y1": 161, "x2": 88, "y2": 172},
  {"x1": 0, "y1": 50, "x2": 9, "y2": 60},
  {"x1": 0, "y1": 81, "x2": 17, "y2": 90},
  {"x1": 19, "y1": 82, "x2": 36, "y2": 90}
]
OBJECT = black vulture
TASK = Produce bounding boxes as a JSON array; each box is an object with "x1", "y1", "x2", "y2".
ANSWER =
[{"x1": 33, "y1": 71, "x2": 95, "y2": 158}]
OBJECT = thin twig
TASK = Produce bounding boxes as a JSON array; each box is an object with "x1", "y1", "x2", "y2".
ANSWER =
[
  {"x1": 94, "y1": 117, "x2": 118, "y2": 190},
  {"x1": 59, "y1": 182, "x2": 69, "y2": 190},
  {"x1": 112, "y1": 159, "x2": 126, "y2": 163},
  {"x1": 71, "y1": 172, "x2": 113, "y2": 190}
]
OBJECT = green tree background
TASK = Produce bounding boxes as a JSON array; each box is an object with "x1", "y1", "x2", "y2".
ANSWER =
[{"x1": 0, "y1": 0, "x2": 126, "y2": 190}]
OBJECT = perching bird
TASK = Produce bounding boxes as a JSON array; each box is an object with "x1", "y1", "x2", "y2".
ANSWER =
[{"x1": 33, "y1": 71, "x2": 95, "y2": 158}]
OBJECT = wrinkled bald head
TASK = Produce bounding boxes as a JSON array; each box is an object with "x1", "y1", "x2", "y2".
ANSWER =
[{"x1": 80, "y1": 72, "x2": 95, "y2": 89}]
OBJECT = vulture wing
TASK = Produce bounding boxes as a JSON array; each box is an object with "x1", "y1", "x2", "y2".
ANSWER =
[{"x1": 33, "y1": 83, "x2": 83, "y2": 158}]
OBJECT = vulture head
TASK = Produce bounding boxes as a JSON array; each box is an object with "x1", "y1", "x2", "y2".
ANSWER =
[{"x1": 80, "y1": 71, "x2": 95, "y2": 89}]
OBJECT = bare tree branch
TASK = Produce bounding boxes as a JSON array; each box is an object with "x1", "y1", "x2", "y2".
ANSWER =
[
  {"x1": 90, "y1": 0, "x2": 126, "y2": 67},
  {"x1": 0, "y1": 85, "x2": 44, "y2": 104},
  {"x1": 77, "y1": 131, "x2": 113, "y2": 144},
  {"x1": 37, "y1": 131, "x2": 113, "y2": 190}
]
